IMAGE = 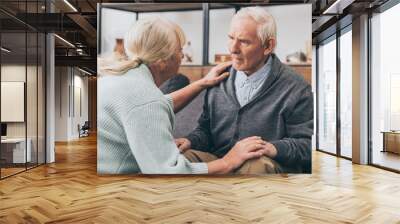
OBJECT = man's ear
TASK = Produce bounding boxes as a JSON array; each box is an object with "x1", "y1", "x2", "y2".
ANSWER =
[{"x1": 263, "y1": 38, "x2": 275, "y2": 56}]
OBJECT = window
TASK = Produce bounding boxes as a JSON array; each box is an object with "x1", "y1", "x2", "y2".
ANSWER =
[
  {"x1": 370, "y1": 2, "x2": 400, "y2": 171},
  {"x1": 339, "y1": 28, "x2": 352, "y2": 158},
  {"x1": 208, "y1": 8, "x2": 235, "y2": 64},
  {"x1": 317, "y1": 36, "x2": 337, "y2": 154},
  {"x1": 0, "y1": 1, "x2": 46, "y2": 179}
]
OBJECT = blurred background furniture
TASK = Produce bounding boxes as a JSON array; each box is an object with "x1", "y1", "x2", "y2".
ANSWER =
[
  {"x1": 78, "y1": 121, "x2": 90, "y2": 138},
  {"x1": 160, "y1": 74, "x2": 190, "y2": 94},
  {"x1": 1, "y1": 138, "x2": 32, "y2": 164},
  {"x1": 382, "y1": 131, "x2": 400, "y2": 154}
]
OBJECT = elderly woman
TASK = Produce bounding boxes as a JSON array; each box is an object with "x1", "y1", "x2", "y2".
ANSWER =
[{"x1": 98, "y1": 17, "x2": 268, "y2": 174}]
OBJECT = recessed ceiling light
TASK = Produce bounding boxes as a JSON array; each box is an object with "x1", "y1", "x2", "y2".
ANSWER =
[
  {"x1": 323, "y1": 0, "x2": 354, "y2": 15},
  {"x1": 63, "y1": 0, "x2": 78, "y2": 12},
  {"x1": 78, "y1": 67, "x2": 93, "y2": 76},
  {"x1": 1, "y1": 47, "x2": 11, "y2": 53},
  {"x1": 54, "y1": 34, "x2": 75, "y2": 48}
]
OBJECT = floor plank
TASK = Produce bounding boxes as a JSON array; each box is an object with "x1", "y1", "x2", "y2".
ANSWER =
[{"x1": 0, "y1": 134, "x2": 399, "y2": 223}]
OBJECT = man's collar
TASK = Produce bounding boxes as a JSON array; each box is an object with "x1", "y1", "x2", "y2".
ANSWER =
[{"x1": 236, "y1": 56, "x2": 272, "y2": 85}]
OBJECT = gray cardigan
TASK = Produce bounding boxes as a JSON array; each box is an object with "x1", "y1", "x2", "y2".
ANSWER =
[{"x1": 186, "y1": 54, "x2": 313, "y2": 173}]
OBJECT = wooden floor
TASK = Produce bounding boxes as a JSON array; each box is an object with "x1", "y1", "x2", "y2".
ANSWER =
[
  {"x1": 0, "y1": 135, "x2": 400, "y2": 223},
  {"x1": 0, "y1": 167, "x2": 26, "y2": 178},
  {"x1": 1, "y1": 163, "x2": 45, "y2": 178}
]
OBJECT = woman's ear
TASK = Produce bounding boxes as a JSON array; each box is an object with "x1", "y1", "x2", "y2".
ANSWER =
[
  {"x1": 263, "y1": 38, "x2": 276, "y2": 56},
  {"x1": 156, "y1": 59, "x2": 167, "y2": 71}
]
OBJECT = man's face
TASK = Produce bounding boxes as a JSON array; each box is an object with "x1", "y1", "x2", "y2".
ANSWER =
[{"x1": 228, "y1": 17, "x2": 271, "y2": 75}]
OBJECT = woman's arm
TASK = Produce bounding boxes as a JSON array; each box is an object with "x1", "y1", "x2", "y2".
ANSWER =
[
  {"x1": 169, "y1": 61, "x2": 231, "y2": 113},
  {"x1": 123, "y1": 99, "x2": 266, "y2": 174},
  {"x1": 124, "y1": 100, "x2": 208, "y2": 174}
]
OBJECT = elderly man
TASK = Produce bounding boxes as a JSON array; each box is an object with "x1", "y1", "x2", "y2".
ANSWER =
[{"x1": 176, "y1": 7, "x2": 313, "y2": 173}]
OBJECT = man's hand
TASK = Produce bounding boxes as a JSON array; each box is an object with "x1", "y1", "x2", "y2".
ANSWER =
[
  {"x1": 198, "y1": 61, "x2": 232, "y2": 88},
  {"x1": 261, "y1": 142, "x2": 278, "y2": 158},
  {"x1": 174, "y1": 138, "x2": 191, "y2": 153},
  {"x1": 221, "y1": 136, "x2": 268, "y2": 171}
]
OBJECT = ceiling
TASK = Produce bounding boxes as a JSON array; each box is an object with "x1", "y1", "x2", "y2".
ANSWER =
[{"x1": 0, "y1": 0, "x2": 392, "y2": 75}]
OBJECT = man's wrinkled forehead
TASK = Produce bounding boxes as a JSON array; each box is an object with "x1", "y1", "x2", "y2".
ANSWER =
[{"x1": 229, "y1": 16, "x2": 259, "y2": 40}]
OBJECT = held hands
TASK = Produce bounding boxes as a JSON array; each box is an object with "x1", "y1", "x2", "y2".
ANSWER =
[
  {"x1": 197, "y1": 61, "x2": 232, "y2": 88},
  {"x1": 173, "y1": 136, "x2": 276, "y2": 156},
  {"x1": 221, "y1": 136, "x2": 269, "y2": 172},
  {"x1": 174, "y1": 138, "x2": 191, "y2": 153},
  {"x1": 175, "y1": 136, "x2": 278, "y2": 174},
  {"x1": 261, "y1": 142, "x2": 278, "y2": 158}
]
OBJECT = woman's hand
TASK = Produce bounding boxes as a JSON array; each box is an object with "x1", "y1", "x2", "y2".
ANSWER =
[
  {"x1": 168, "y1": 61, "x2": 232, "y2": 114},
  {"x1": 197, "y1": 61, "x2": 232, "y2": 88},
  {"x1": 221, "y1": 136, "x2": 268, "y2": 172},
  {"x1": 174, "y1": 138, "x2": 191, "y2": 153}
]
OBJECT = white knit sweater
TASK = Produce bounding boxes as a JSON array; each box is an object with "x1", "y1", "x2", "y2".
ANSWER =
[{"x1": 97, "y1": 64, "x2": 208, "y2": 174}]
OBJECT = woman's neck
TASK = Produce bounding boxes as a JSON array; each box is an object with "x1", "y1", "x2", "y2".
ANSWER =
[{"x1": 148, "y1": 64, "x2": 168, "y2": 87}]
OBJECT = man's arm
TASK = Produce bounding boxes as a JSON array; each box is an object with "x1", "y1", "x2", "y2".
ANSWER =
[{"x1": 269, "y1": 86, "x2": 314, "y2": 169}]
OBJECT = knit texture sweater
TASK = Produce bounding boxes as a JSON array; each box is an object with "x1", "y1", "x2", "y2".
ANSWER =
[
  {"x1": 97, "y1": 64, "x2": 208, "y2": 174},
  {"x1": 186, "y1": 54, "x2": 313, "y2": 173}
]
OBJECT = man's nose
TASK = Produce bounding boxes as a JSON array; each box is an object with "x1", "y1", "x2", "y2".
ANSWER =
[{"x1": 229, "y1": 40, "x2": 240, "y2": 54}]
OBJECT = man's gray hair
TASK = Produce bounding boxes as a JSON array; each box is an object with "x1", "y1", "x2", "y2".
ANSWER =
[{"x1": 234, "y1": 6, "x2": 277, "y2": 47}]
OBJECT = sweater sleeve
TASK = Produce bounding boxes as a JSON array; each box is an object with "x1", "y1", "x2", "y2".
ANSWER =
[
  {"x1": 185, "y1": 90, "x2": 214, "y2": 152},
  {"x1": 270, "y1": 86, "x2": 313, "y2": 171},
  {"x1": 123, "y1": 99, "x2": 208, "y2": 174},
  {"x1": 164, "y1": 94, "x2": 174, "y2": 109}
]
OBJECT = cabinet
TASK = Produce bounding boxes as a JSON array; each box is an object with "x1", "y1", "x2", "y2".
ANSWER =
[
  {"x1": 1, "y1": 138, "x2": 32, "y2": 164},
  {"x1": 382, "y1": 132, "x2": 400, "y2": 154}
]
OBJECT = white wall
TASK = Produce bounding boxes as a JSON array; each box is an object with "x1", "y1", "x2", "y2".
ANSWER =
[
  {"x1": 55, "y1": 67, "x2": 89, "y2": 141},
  {"x1": 209, "y1": 8, "x2": 235, "y2": 64},
  {"x1": 72, "y1": 73, "x2": 89, "y2": 138},
  {"x1": 55, "y1": 66, "x2": 70, "y2": 141},
  {"x1": 101, "y1": 8, "x2": 137, "y2": 55},
  {"x1": 1, "y1": 65, "x2": 34, "y2": 138},
  {"x1": 263, "y1": 4, "x2": 312, "y2": 62},
  {"x1": 1, "y1": 64, "x2": 26, "y2": 130},
  {"x1": 1, "y1": 63, "x2": 46, "y2": 163}
]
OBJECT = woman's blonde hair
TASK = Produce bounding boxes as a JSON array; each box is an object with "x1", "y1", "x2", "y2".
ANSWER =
[{"x1": 98, "y1": 17, "x2": 186, "y2": 76}]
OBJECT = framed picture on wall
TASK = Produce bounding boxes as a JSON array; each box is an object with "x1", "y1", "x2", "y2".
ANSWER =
[{"x1": 1, "y1": 81, "x2": 25, "y2": 122}]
